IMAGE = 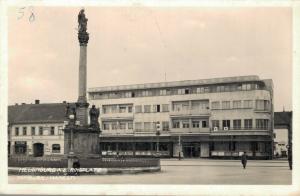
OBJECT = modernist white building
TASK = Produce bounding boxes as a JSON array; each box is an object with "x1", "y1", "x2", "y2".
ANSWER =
[
  {"x1": 88, "y1": 75, "x2": 274, "y2": 159},
  {"x1": 8, "y1": 100, "x2": 67, "y2": 157}
]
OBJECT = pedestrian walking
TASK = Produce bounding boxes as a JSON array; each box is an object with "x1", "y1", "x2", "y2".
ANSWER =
[{"x1": 241, "y1": 151, "x2": 247, "y2": 169}]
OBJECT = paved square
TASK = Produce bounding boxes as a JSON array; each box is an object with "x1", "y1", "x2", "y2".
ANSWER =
[{"x1": 8, "y1": 159, "x2": 292, "y2": 184}]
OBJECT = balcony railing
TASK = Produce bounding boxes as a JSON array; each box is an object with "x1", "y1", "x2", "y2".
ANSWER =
[
  {"x1": 170, "y1": 108, "x2": 210, "y2": 117},
  {"x1": 170, "y1": 127, "x2": 210, "y2": 133},
  {"x1": 100, "y1": 112, "x2": 134, "y2": 120}
]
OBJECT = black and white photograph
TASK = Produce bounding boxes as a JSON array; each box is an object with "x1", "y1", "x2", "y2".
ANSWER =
[{"x1": 0, "y1": 1, "x2": 299, "y2": 195}]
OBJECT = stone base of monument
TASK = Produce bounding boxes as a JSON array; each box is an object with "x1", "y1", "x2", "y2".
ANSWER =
[{"x1": 63, "y1": 126, "x2": 100, "y2": 156}]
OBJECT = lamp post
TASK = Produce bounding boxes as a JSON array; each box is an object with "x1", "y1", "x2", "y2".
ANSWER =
[{"x1": 67, "y1": 113, "x2": 76, "y2": 169}]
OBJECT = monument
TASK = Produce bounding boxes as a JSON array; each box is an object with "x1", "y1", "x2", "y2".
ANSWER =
[{"x1": 63, "y1": 9, "x2": 101, "y2": 164}]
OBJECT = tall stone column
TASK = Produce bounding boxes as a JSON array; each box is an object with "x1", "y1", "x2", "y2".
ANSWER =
[{"x1": 76, "y1": 9, "x2": 90, "y2": 126}]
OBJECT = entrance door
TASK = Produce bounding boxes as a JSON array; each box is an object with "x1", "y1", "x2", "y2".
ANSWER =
[
  {"x1": 33, "y1": 143, "x2": 44, "y2": 157},
  {"x1": 183, "y1": 144, "x2": 200, "y2": 158}
]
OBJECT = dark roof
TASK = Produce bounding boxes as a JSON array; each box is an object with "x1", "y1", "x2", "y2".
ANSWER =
[
  {"x1": 274, "y1": 111, "x2": 292, "y2": 126},
  {"x1": 8, "y1": 103, "x2": 74, "y2": 125}
]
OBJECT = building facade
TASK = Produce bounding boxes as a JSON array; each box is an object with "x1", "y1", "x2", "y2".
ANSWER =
[
  {"x1": 88, "y1": 75, "x2": 274, "y2": 159},
  {"x1": 273, "y1": 111, "x2": 292, "y2": 158},
  {"x1": 8, "y1": 101, "x2": 68, "y2": 157}
]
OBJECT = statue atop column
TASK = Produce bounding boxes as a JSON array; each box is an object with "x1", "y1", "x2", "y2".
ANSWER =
[
  {"x1": 78, "y1": 9, "x2": 89, "y2": 46},
  {"x1": 89, "y1": 105, "x2": 100, "y2": 129}
]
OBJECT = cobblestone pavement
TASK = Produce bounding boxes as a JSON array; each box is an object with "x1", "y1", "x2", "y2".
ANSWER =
[{"x1": 8, "y1": 159, "x2": 292, "y2": 184}]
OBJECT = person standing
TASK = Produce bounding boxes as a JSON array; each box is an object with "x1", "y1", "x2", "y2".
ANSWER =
[{"x1": 241, "y1": 152, "x2": 247, "y2": 169}]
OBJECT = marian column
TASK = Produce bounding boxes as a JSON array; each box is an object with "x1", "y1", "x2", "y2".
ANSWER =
[{"x1": 76, "y1": 9, "x2": 89, "y2": 126}]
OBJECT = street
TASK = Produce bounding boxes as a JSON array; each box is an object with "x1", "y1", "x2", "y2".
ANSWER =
[{"x1": 8, "y1": 159, "x2": 292, "y2": 185}]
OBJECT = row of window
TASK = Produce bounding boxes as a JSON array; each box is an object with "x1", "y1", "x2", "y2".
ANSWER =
[
  {"x1": 14, "y1": 126, "x2": 63, "y2": 136},
  {"x1": 90, "y1": 82, "x2": 265, "y2": 100},
  {"x1": 211, "y1": 100, "x2": 270, "y2": 110},
  {"x1": 211, "y1": 119, "x2": 269, "y2": 130},
  {"x1": 102, "y1": 121, "x2": 133, "y2": 130},
  {"x1": 100, "y1": 99, "x2": 270, "y2": 115},
  {"x1": 135, "y1": 104, "x2": 169, "y2": 113},
  {"x1": 101, "y1": 119, "x2": 270, "y2": 131},
  {"x1": 14, "y1": 142, "x2": 61, "y2": 154},
  {"x1": 103, "y1": 104, "x2": 133, "y2": 114}
]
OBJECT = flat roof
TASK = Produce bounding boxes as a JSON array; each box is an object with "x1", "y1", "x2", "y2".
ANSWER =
[{"x1": 88, "y1": 75, "x2": 262, "y2": 93}]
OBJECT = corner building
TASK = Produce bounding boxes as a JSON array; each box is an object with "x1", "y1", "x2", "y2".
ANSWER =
[{"x1": 88, "y1": 75, "x2": 274, "y2": 159}]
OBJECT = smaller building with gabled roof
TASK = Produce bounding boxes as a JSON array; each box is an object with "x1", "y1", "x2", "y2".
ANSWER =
[{"x1": 8, "y1": 100, "x2": 71, "y2": 157}]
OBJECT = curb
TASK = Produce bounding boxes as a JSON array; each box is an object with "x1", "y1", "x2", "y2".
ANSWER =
[{"x1": 8, "y1": 167, "x2": 161, "y2": 176}]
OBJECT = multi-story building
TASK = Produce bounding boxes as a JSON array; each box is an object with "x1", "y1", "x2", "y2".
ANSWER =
[
  {"x1": 88, "y1": 75, "x2": 274, "y2": 159},
  {"x1": 8, "y1": 100, "x2": 68, "y2": 157}
]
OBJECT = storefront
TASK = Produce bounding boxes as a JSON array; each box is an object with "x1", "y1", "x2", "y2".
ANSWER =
[{"x1": 14, "y1": 141, "x2": 27, "y2": 155}]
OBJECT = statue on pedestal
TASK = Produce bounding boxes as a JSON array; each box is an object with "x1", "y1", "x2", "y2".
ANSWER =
[
  {"x1": 78, "y1": 9, "x2": 88, "y2": 33},
  {"x1": 89, "y1": 105, "x2": 100, "y2": 129}
]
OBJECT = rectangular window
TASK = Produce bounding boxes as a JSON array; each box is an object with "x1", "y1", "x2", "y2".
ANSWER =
[
  {"x1": 135, "y1": 122, "x2": 142, "y2": 131},
  {"x1": 128, "y1": 122, "x2": 133, "y2": 130},
  {"x1": 15, "y1": 127, "x2": 19, "y2": 136},
  {"x1": 211, "y1": 101, "x2": 220, "y2": 109},
  {"x1": 162, "y1": 104, "x2": 169, "y2": 112},
  {"x1": 212, "y1": 120, "x2": 219, "y2": 128},
  {"x1": 222, "y1": 120, "x2": 230, "y2": 130},
  {"x1": 22, "y1": 127, "x2": 27, "y2": 135},
  {"x1": 184, "y1": 89, "x2": 190, "y2": 94},
  {"x1": 222, "y1": 101, "x2": 230, "y2": 109},
  {"x1": 50, "y1": 126, "x2": 55, "y2": 135},
  {"x1": 173, "y1": 121, "x2": 180, "y2": 128},
  {"x1": 256, "y1": 119, "x2": 269, "y2": 130},
  {"x1": 103, "y1": 122, "x2": 110, "y2": 130},
  {"x1": 256, "y1": 100, "x2": 270, "y2": 111},
  {"x1": 232, "y1": 101, "x2": 242, "y2": 109},
  {"x1": 197, "y1": 87, "x2": 205, "y2": 93},
  {"x1": 102, "y1": 105, "x2": 109, "y2": 114},
  {"x1": 202, "y1": 120, "x2": 208, "y2": 128},
  {"x1": 39, "y1": 126, "x2": 43, "y2": 135},
  {"x1": 182, "y1": 121, "x2": 190, "y2": 128},
  {"x1": 119, "y1": 122, "x2": 126, "y2": 130},
  {"x1": 192, "y1": 120, "x2": 200, "y2": 128},
  {"x1": 233, "y1": 119, "x2": 241, "y2": 129},
  {"x1": 58, "y1": 126, "x2": 63, "y2": 135},
  {"x1": 31, "y1": 127, "x2": 35, "y2": 135},
  {"x1": 111, "y1": 105, "x2": 118, "y2": 113},
  {"x1": 162, "y1": 121, "x2": 169, "y2": 131},
  {"x1": 153, "y1": 104, "x2": 160, "y2": 112},
  {"x1": 160, "y1": 89, "x2": 166, "y2": 95},
  {"x1": 178, "y1": 89, "x2": 185, "y2": 95},
  {"x1": 128, "y1": 106, "x2": 133, "y2": 113},
  {"x1": 244, "y1": 119, "x2": 253, "y2": 129},
  {"x1": 244, "y1": 100, "x2": 253, "y2": 108},
  {"x1": 119, "y1": 106, "x2": 126, "y2": 113},
  {"x1": 144, "y1": 122, "x2": 152, "y2": 130},
  {"x1": 144, "y1": 105, "x2": 151, "y2": 113},
  {"x1": 135, "y1": 105, "x2": 142, "y2": 113},
  {"x1": 111, "y1": 122, "x2": 118, "y2": 130}
]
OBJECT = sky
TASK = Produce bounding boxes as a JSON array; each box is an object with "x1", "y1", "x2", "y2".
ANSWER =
[{"x1": 8, "y1": 7, "x2": 292, "y2": 111}]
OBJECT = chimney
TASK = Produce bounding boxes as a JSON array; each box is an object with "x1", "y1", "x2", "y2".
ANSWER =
[{"x1": 35, "y1": 100, "x2": 40, "y2": 104}]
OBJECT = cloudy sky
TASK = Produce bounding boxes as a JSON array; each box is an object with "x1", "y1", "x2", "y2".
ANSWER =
[{"x1": 8, "y1": 7, "x2": 292, "y2": 111}]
